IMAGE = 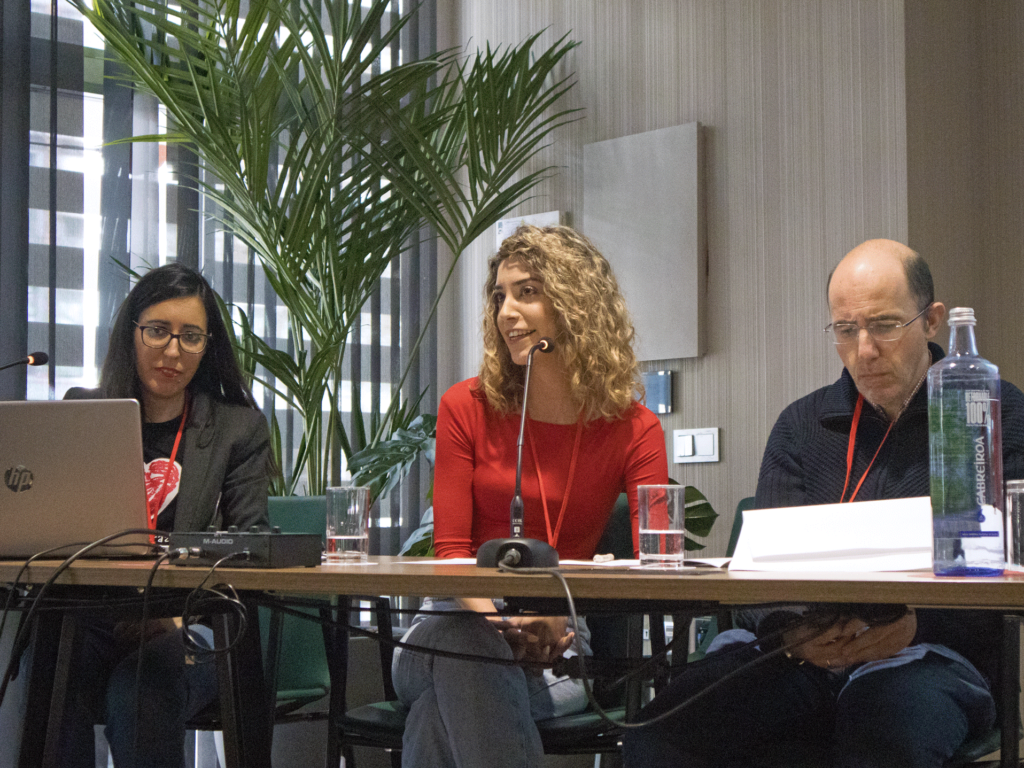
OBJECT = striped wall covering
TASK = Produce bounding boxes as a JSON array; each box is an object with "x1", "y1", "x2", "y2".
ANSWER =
[{"x1": 439, "y1": 0, "x2": 911, "y2": 554}]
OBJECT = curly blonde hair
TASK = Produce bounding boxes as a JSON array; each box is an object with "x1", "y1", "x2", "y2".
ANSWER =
[{"x1": 478, "y1": 225, "x2": 643, "y2": 421}]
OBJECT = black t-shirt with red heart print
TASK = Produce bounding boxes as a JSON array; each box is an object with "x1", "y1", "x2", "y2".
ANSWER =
[{"x1": 142, "y1": 417, "x2": 186, "y2": 532}]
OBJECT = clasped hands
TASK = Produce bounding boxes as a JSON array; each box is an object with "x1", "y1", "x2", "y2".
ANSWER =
[
  {"x1": 782, "y1": 606, "x2": 917, "y2": 670},
  {"x1": 113, "y1": 616, "x2": 182, "y2": 646},
  {"x1": 496, "y1": 615, "x2": 574, "y2": 675}
]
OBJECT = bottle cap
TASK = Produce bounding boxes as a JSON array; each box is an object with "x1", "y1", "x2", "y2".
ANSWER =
[{"x1": 947, "y1": 307, "x2": 976, "y2": 326}]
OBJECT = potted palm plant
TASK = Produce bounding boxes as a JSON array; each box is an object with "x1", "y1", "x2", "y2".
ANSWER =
[{"x1": 71, "y1": 0, "x2": 581, "y2": 496}]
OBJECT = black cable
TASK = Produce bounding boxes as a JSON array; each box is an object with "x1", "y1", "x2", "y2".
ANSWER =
[
  {"x1": 13, "y1": 594, "x2": 184, "y2": 614},
  {"x1": 0, "y1": 542, "x2": 95, "y2": 668},
  {"x1": 257, "y1": 595, "x2": 553, "y2": 672},
  {"x1": 130, "y1": 550, "x2": 176, "y2": 767},
  {"x1": 0, "y1": 527, "x2": 161, "y2": 710},
  {"x1": 254, "y1": 594, "x2": 818, "y2": 680},
  {"x1": 180, "y1": 552, "x2": 251, "y2": 658},
  {"x1": 499, "y1": 564, "x2": 837, "y2": 732},
  {"x1": 0, "y1": 539, "x2": 151, "y2": 647}
]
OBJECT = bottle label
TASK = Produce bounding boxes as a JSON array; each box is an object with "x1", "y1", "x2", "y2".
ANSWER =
[
  {"x1": 966, "y1": 390, "x2": 990, "y2": 426},
  {"x1": 964, "y1": 391, "x2": 993, "y2": 507}
]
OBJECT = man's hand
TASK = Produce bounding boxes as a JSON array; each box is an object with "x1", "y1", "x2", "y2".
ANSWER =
[
  {"x1": 500, "y1": 616, "x2": 574, "y2": 675},
  {"x1": 784, "y1": 608, "x2": 916, "y2": 669}
]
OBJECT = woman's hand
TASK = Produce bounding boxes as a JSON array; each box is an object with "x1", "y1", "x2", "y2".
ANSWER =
[
  {"x1": 783, "y1": 608, "x2": 916, "y2": 670},
  {"x1": 455, "y1": 598, "x2": 575, "y2": 674},
  {"x1": 501, "y1": 616, "x2": 574, "y2": 675}
]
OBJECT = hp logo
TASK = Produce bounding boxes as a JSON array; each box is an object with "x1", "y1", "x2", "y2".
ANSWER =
[{"x1": 4, "y1": 466, "x2": 33, "y2": 493}]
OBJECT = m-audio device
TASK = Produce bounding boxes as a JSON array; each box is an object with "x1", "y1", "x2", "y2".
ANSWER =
[{"x1": 169, "y1": 527, "x2": 322, "y2": 568}]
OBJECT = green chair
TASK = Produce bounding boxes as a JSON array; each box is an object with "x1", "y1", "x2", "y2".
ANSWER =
[{"x1": 260, "y1": 496, "x2": 333, "y2": 717}]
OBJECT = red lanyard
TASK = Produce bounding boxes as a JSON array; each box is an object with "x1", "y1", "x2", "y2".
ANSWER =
[
  {"x1": 840, "y1": 393, "x2": 894, "y2": 503},
  {"x1": 526, "y1": 419, "x2": 584, "y2": 550},
  {"x1": 147, "y1": 400, "x2": 188, "y2": 530}
]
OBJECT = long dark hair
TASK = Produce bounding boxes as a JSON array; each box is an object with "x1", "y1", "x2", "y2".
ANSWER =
[{"x1": 100, "y1": 263, "x2": 258, "y2": 410}]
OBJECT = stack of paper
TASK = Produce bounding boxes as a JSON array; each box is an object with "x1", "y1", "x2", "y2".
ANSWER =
[{"x1": 728, "y1": 497, "x2": 933, "y2": 572}]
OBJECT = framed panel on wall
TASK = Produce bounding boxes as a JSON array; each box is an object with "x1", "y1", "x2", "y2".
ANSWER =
[{"x1": 583, "y1": 122, "x2": 706, "y2": 361}]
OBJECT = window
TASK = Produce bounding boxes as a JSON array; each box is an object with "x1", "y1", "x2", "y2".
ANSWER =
[{"x1": 0, "y1": 0, "x2": 437, "y2": 554}]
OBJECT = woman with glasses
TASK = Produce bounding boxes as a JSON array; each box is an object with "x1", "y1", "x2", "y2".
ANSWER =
[{"x1": 61, "y1": 262, "x2": 273, "y2": 768}]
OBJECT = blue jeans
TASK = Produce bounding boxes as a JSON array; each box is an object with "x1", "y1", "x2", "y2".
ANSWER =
[
  {"x1": 392, "y1": 600, "x2": 590, "y2": 768},
  {"x1": 57, "y1": 617, "x2": 218, "y2": 768},
  {"x1": 622, "y1": 637, "x2": 996, "y2": 768}
]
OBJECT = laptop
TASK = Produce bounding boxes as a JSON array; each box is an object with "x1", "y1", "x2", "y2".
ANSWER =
[{"x1": 0, "y1": 399, "x2": 153, "y2": 559}]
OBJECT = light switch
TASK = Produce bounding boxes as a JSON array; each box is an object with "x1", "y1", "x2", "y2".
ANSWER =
[{"x1": 672, "y1": 428, "x2": 720, "y2": 463}]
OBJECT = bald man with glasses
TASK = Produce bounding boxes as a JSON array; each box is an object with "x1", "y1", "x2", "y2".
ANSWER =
[{"x1": 625, "y1": 240, "x2": 1024, "y2": 768}]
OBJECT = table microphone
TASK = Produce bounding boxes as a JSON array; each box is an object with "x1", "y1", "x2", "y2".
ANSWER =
[
  {"x1": 0, "y1": 352, "x2": 49, "y2": 373},
  {"x1": 476, "y1": 337, "x2": 560, "y2": 569}
]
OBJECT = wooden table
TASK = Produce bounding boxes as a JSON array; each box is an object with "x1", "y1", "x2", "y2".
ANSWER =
[
  {"x1": 5, "y1": 557, "x2": 1024, "y2": 766},
  {"x1": 7, "y1": 556, "x2": 1024, "y2": 604}
]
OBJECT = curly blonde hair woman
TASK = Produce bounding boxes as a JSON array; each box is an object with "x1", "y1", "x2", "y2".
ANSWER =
[
  {"x1": 391, "y1": 224, "x2": 668, "y2": 768},
  {"x1": 478, "y1": 225, "x2": 642, "y2": 421}
]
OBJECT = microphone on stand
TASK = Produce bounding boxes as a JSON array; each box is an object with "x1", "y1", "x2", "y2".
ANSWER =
[
  {"x1": 0, "y1": 352, "x2": 49, "y2": 373},
  {"x1": 476, "y1": 337, "x2": 560, "y2": 569}
]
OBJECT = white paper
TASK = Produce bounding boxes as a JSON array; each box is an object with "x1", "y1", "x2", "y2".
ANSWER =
[{"x1": 728, "y1": 497, "x2": 933, "y2": 572}]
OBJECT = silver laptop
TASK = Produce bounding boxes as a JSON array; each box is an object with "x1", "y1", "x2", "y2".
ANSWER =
[{"x1": 0, "y1": 399, "x2": 152, "y2": 559}]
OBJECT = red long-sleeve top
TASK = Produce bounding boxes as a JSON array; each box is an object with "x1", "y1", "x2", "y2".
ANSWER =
[{"x1": 433, "y1": 378, "x2": 669, "y2": 560}]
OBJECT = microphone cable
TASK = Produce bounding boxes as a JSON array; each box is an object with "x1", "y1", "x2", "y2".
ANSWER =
[
  {"x1": 498, "y1": 564, "x2": 839, "y2": 732},
  {"x1": 254, "y1": 594, "x2": 811, "y2": 681},
  {"x1": 249, "y1": 590, "x2": 848, "y2": 737}
]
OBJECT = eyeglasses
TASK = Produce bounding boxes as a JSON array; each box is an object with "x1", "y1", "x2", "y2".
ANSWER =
[
  {"x1": 824, "y1": 304, "x2": 932, "y2": 346},
  {"x1": 135, "y1": 323, "x2": 211, "y2": 354}
]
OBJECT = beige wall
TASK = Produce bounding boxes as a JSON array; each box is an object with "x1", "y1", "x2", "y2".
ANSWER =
[
  {"x1": 906, "y1": 0, "x2": 1024, "y2": 389},
  {"x1": 437, "y1": 0, "x2": 1022, "y2": 556},
  {"x1": 979, "y1": 5, "x2": 1024, "y2": 390}
]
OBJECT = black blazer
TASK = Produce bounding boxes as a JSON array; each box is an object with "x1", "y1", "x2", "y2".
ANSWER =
[{"x1": 64, "y1": 387, "x2": 271, "y2": 532}]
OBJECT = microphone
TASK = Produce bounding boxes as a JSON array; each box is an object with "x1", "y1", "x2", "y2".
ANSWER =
[
  {"x1": 0, "y1": 352, "x2": 49, "y2": 373},
  {"x1": 476, "y1": 337, "x2": 560, "y2": 569}
]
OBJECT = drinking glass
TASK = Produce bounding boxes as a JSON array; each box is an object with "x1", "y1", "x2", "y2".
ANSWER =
[
  {"x1": 325, "y1": 485, "x2": 371, "y2": 562},
  {"x1": 638, "y1": 484, "x2": 687, "y2": 567},
  {"x1": 1005, "y1": 479, "x2": 1024, "y2": 571}
]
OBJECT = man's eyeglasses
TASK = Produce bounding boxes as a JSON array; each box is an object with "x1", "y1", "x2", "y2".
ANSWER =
[
  {"x1": 135, "y1": 323, "x2": 211, "y2": 354},
  {"x1": 824, "y1": 304, "x2": 932, "y2": 346}
]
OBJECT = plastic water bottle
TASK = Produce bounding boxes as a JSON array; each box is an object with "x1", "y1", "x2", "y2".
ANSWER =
[{"x1": 928, "y1": 307, "x2": 1004, "y2": 576}]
